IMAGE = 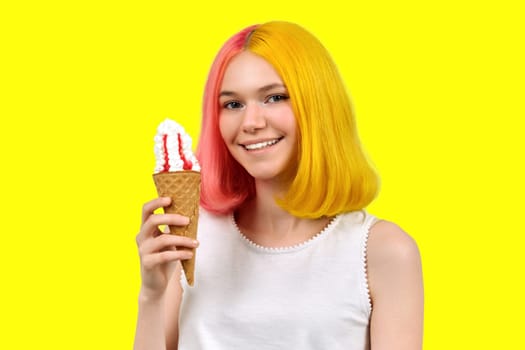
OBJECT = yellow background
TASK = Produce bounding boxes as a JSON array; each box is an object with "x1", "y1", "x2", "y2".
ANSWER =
[{"x1": 1, "y1": 1, "x2": 523, "y2": 348}]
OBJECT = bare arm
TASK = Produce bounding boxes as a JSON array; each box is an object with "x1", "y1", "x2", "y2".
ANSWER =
[
  {"x1": 134, "y1": 262, "x2": 184, "y2": 350},
  {"x1": 134, "y1": 197, "x2": 197, "y2": 350},
  {"x1": 164, "y1": 262, "x2": 184, "y2": 349},
  {"x1": 367, "y1": 220, "x2": 424, "y2": 350}
]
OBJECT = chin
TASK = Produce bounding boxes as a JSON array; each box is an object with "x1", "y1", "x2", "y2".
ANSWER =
[
  {"x1": 246, "y1": 164, "x2": 296, "y2": 183},
  {"x1": 241, "y1": 165, "x2": 278, "y2": 180},
  {"x1": 246, "y1": 169, "x2": 281, "y2": 180}
]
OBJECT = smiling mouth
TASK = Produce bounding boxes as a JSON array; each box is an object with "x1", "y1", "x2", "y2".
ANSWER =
[{"x1": 242, "y1": 137, "x2": 284, "y2": 151}]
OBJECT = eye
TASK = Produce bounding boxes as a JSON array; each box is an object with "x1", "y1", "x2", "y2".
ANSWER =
[
  {"x1": 223, "y1": 101, "x2": 243, "y2": 109},
  {"x1": 266, "y1": 94, "x2": 289, "y2": 103}
]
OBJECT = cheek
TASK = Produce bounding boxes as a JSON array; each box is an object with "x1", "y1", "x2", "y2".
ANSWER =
[
  {"x1": 218, "y1": 114, "x2": 234, "y2": 143},
  {"x1": 277, "y1": 107, "x2": 298, "y2": 137},
  {"x1": 284, "y1": 118, "x2": 297, "y2": 137}
]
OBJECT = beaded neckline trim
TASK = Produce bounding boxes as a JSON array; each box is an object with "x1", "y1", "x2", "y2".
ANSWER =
[{"x1": 230, "y1": 214, "x2": 341, "y2": 254}]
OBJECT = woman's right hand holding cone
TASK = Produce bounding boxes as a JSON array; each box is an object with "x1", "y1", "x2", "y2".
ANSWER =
[{"x1": 136, "y1": 197, "x2": 198, "y2": 301}]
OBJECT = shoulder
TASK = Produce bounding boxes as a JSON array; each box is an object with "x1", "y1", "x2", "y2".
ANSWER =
[
  {"x1": 366, "y1": 220, "x2": 422, "y2": 300},
  {"x1": 199, "y1": 207, "x2": 231, "y2": 225},
  {"x1": 197, "y1": 207, "x2": 235, "y2": 242},
  {"x1": 367, "y1": 220, "x2": 421, "y2": 267},
  {"x1": 366, "y1": 220, "x2": 424, "y2": 348}
]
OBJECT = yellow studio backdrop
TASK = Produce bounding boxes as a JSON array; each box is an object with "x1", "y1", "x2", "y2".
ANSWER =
[{"x1": 0, "y1": 1, "x2": 523, "y2": 348}]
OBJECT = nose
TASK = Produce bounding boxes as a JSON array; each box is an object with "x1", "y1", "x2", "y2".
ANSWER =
[{"x1": 242, "y1": 102, "x2": 266, "y2": 133}]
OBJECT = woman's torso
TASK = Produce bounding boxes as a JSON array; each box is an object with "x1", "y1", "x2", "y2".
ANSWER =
[{"x1": 178, "y1": 209, "x2": 376, "y2": 350}]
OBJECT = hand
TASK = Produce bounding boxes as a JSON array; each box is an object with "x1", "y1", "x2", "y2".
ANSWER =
[{"x1": 136, "y1": 197, "x2": 199, "y2": 300}]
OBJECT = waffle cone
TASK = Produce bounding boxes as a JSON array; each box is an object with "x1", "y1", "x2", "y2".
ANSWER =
[{"x1": 153, "y1": 171, "x2": 200, "y2": 286}]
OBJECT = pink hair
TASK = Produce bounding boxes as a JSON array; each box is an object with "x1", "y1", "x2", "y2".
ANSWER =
[{"x1": 197, "y1": 25, "x2": 258, "y2": 215}]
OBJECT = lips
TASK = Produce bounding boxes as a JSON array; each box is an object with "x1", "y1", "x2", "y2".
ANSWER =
[{"x1": 241, "y1": 137, "x2": 284, "y2": 151}]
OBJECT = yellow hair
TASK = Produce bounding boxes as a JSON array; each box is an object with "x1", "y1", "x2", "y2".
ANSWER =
[{"x1": 247, "y1": 21, "x2": 379, "y2": 218}]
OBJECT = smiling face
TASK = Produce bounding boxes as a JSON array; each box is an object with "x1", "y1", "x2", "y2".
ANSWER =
[{"x1": 218, "y1": 51, "x2": 298, "y2": 185}]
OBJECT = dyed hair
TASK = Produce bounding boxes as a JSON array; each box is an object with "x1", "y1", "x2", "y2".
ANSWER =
[{"x1": 197, "y1": 21, "x2": 379, "y2": 218}]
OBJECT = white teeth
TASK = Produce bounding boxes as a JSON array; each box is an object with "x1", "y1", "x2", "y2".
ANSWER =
[{"x1": 244, "y1": 139, "x2": 280, "y2": 150}]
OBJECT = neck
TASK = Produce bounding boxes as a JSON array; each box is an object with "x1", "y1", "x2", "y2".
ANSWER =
[
  {"x1": 235, "y1": 181, "x2": 332, "y2": 248},
  {"x1": 238, "y1": 181, "x2": 289, "y2": 227}
]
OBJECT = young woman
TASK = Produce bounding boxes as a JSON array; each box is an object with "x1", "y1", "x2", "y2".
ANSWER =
[{"x1": 135, "y1": 21, "x2": 423, "y2": 350}]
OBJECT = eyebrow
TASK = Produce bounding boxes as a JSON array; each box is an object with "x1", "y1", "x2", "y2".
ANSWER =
[{"x1": 219, "y1": 83, "x2": 287, "y2": 98}]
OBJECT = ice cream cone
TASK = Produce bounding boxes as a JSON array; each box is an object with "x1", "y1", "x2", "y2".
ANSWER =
[{"x1": 153, "y1": 170, "x2": 200, "y2": 286}]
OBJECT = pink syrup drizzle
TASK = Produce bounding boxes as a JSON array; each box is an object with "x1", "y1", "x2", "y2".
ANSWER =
[
  {"x1": 161, "y1": 133, "x2": 193, "y2": 171},
  {"x1": 162, "y1": 134, "x2": 170, "y2": 172},
  {"x1": 178, "y1": 133, "x2": 193, "y2": 170}
]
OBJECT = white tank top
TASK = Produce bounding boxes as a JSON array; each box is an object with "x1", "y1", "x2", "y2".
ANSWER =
[{"x1": 178, "y1": 209, "x2": 376, "y2": 350}]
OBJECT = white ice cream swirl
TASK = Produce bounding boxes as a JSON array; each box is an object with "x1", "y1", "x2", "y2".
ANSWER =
[{"x1": 154, "y1": 118, "x2": 200, "y2": 173}]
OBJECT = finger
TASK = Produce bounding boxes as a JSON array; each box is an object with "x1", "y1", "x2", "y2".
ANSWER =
[
  {"x1": 136, "y1": 224, "x2": 162, "y2": 246},
  {"x1": 141, "y1": 197, "x2": 171, "y2": 224},
  {"x1": 146, "y1": 213, "x2": 190, "y2": 231},
  {"x1": 138, "y1": 213, "x2": 190, "y2": 243},
  {"x1": 142, "y1": 250, "x2": 194, "y2": 270},
  {"x1": 139, "y1": 234, "x2": 198, "y2": 257},
  {"x1": 136, "y1": 227, "x2": 162, "y2": 247}
]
